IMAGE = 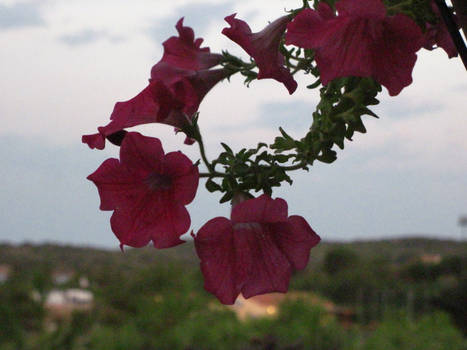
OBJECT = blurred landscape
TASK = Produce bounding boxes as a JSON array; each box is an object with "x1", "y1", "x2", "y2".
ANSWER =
[{"x1": 1, "y1": 237, "x2": 466, "y2": 350}]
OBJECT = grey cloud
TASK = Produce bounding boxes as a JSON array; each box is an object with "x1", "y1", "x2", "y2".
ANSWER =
[
  {"x1": 148, "y1": 1, "x2": 234, "y2": 43},
  {"x1": 59, "y1": 30, "x2": 124, "y2": 46},
  {"x1": 256, "y1": 101, "x2": 313, "y2": 131},
  {"x1": 0, "y1": 2, "x2": 44, "y2": 29},
  {"x1": 375, "y1": 97, "x2": 444, "y2": 119},
  {"x1": 254, "y1": 97, "x2": 444, "y2": 136},
  {"x1": 216, "y1": 101, "x2": 314, "y2": 134},
  {"x1": 451, "y1": 82, "x2": 467, "y2": 91}
]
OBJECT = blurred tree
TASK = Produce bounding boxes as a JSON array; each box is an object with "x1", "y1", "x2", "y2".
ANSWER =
[
  {"x1": 323, "y1": 248, "x2": 359, "y2": 275},
  {"x1": 433, "y1": 276, "x2": 467, "y2": 334},
  {"x1": 353, "y1": 311, "x2": 466, "y2": 350}
]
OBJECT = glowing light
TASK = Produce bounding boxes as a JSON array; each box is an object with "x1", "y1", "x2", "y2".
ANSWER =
[{"x1": 266, "y1": 306, "x2": 277, "y2": 315}]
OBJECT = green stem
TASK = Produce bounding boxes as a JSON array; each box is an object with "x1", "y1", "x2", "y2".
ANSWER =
[
  {"x1": 222, "y1": 55, "x2": 257, "y2": 78},
  {"x1": 278, "y1": 161, "x2": 307, "y2": 171},
  {"x1": 197, "y1": 136, "x2": 214, "y2": 173}
]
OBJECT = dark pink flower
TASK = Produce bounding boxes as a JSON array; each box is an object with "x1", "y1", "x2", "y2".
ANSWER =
[
  {"x1": 83, "y1": 67, "x2": 228, "y2": 149},
  {"x1": 222, "y1": 14, "x2": 298, "y2": 94},
  {"x1": 83, "y1": 19, "x2": 226, "y2": 150},
  {"x1": 194, "y1": 194, "x2": 320, "y2": 304},
  {"x1": 286, "y1": 0, "x2": 423, "y2": 96},
  {"x1": 87, "y1": 132, "x2": 199, "y2": 249},
  {"x1": 422, "y1": 1, "x2": 458, "y2": 58},
  {"x1": 162, "y1": 18, "x2": 223, "y2": 70}
]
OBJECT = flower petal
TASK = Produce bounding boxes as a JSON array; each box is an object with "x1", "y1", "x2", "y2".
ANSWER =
[
  {"x1": 163, "y1": 151, "x2": 199, "y2": 205},
  {"x1": 234, "y1": 223, "x2": 291, "y2": 298},
  {"x1": 194, "y1": 217, "x2": 240, "y2": 304},
  {"x1": 119, "y1": 132, "x2": 165, "y2": 175},
  {"x1": 110, "y1": 194, "x2": 163, "y2": 248},
  {"x1": 231, "y1": 195, "x2": 288, "y2": 224},
  {"x1": 161, "y1": 18, "x2": 223, "y2": 70},
  {"x1": 111, "y1": 210, "x2": 151, "y2": 248},
  {"x1": 87, "y1": 158, "x2": 147, "y2": 211},
  {"x1": 110, "y1": 197, "x2": 187, "y2": 249},
  {"x1": 336, "y1": 0, "x2": 386, "y2": 19},
  {"x1": 82, "y1": 132, "x2": 105, "y2": 150},
  {"x1": 286, "y1": 7, "x2": 344, "y2": 49},
  {"x1": 270, "y1": 215, "x2": 321, "y2": 270},
  {"x1": 314, "y1": 18, "x2": 373, "y2": 85},
  {"x1": 150, "y1": 202, "x2": 189, "y2": 248},
  {"x1": 371, "y1": 14, "x2": 422, "y2": 96}
]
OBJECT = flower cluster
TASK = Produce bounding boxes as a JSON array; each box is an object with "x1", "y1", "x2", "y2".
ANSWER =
[
  {"x1": 82, "y1": 18, "x2": 227, "y2": 150},
  {"x1": 84, "y1": 0, "x2": 462, "y2": 304},
  {"x1": 286, "y1": 0, "x2": 424, "y2": 96}
]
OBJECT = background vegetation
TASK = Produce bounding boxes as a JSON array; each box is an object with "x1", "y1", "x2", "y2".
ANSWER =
[{"x1": 0, "y1": 238, "x2": 466, "y2": 350}]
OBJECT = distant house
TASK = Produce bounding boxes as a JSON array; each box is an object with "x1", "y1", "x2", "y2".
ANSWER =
[
  {"x1": 0, "y1": 264, "x2": 11, "y2": 283},
  {"x1": 51, "y1": 270, "x2": 74, "y2": 285},
  {"x1": 420, "y1": 254, "x2": 442, "y2": 265},
  {"x1": 45, "y1": 289, "x2": 94, "y2": 320},
  {"x1": 228, "y1": 292, "x2": 342, "y2": 321},
  {"x1": 229, "y1": 294, "x2": 281, "y2": 320}
]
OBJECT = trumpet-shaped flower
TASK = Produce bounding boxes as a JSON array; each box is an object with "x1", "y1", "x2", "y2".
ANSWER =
[
  {"x1": 87, "y1": 132, "x2": 199, "y2": 249},
  {"x1": 286, "y1": 0, "x2": 423, "y2": 96},
  {"x1": 194, "y1": 195, "x2": 320, "y2": 304},
  {"x1": 222, "y1": 14, "x2": 297, "y2": 94}
]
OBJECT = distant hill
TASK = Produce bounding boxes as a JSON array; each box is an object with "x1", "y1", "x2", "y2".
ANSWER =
[
  {"x1": 313, "y1": 237, "x2": 467, "y2": 264},
  {"x1": 0, "y1": 237, "x2": 465, "y2": 272}
]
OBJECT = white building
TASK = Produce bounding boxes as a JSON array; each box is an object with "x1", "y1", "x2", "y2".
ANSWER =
[
  {"x1": 0, "y1": 265, "x2": 11, "y2": 283},
  {"x1": 45, "y1": 288, "x2": 94, "y2": 319}
]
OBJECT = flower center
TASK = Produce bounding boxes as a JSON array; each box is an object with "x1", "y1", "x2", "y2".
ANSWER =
[{"x1": 145, "y1": 173, "x2": 172, "y2": 191}]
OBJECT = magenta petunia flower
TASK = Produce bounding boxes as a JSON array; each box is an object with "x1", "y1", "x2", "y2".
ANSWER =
[
  {"x1": 222, "y1": 14, "x2": 298, "y2": 94},
  {"x1": 83, "y1": 66, "x2": 228, "y2": 149},
  {"x1": 422, "y1": 1, "x2": 458, "y2": 58},
  {"x1": 194, "y1": 194, "x2": 320, "y2": 304},
  {"x1": 286, "y1": 0, "x2": 423, "y2": 96},
  {"x1": 162, "y1": 18, "x2": 223, "y2": 70},
  {"x1": 82, "y1": 18, "x2": 226, "y2": 150},
  {"x1": 87, "y1": 132, "x2": 199, "y2": 249}
]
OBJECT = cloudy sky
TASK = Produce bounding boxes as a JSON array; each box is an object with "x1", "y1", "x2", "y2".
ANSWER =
[{"x1": 1, "y1": 0, "x2": 466, "y2": 248}]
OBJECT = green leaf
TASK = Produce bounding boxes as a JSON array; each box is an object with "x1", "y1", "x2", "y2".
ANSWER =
[
  {"x1": 271, "y1": 135, "x2": 296, "y2": 151},
  {"x1": 220, "y1": 143, "x2": 233, "y2": 154},
  {"x1": 306, "y1": 79, "x2": 321, "y2": 89},
  {"x1": 219, "y1": 192, "x2": 233, "y2": 204},
  {"x1": 205, "y1": 179, "x2": 221, "y2": 193},
  {"x1": 279, "y1": 127, "x2": 293, "y2": 140},
  {"x1": 318, "y1": 149, "x2": 337, "y2": 164},
  {"x1": 275, "y1": 154, "x2": 290, "y2": 163}
]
